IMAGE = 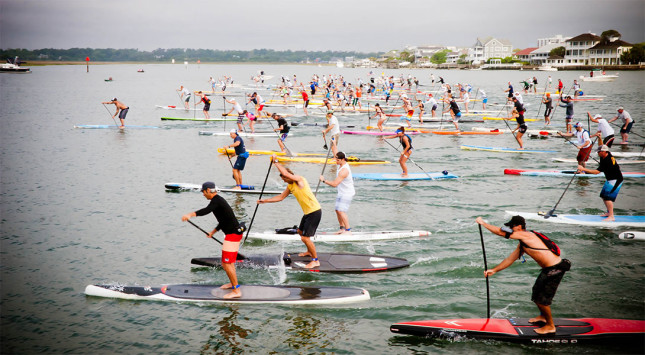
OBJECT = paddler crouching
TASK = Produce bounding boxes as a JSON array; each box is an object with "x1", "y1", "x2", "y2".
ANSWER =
[
  {"x1": 476, "y1": 216, "x2": 571, "y2": 335},
  {"x1": 182, "y1": 182, "x2": 244, "y2": 298},
  {"x1": 257, "y1": 156, "x2": 322, "y2": 268}
]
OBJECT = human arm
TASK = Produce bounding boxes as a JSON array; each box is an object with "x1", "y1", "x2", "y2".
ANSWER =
[
  {"x1": 485, "y1": 244, "x2": 522, "y2": 277},
  {"x1": 576, "y1": 165, "x2": 600, "y2": 174},
  {"x1": 320, "y1": 166, "x2": 349, "y2": 187},
  {"x1": 475, "y1": 217, "x2": 507, "y2": 237},
  {"x1": 181, "y1": 211, "x2": 218, "y2": 238}
]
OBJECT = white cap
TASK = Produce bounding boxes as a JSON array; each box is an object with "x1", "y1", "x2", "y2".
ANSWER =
[
  {"x1": 230, "y1": 129, "x2": 237, "y2": 134},
  {"x1": 594, "y1": 114, "x2": 602, "y2": 119},
  {"x1": 230, "y1": 97, "x2": 236, "y2": 101},
  {"x1": 617, "y1": 107, "x2": 623, "y2": 111}
]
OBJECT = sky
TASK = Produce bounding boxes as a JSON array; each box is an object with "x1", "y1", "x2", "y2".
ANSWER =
[{"x1": 1, "y1": 0, "x2": 643, "y2": 52}]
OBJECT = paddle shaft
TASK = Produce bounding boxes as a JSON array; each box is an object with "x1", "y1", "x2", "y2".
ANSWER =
[
  {"x1": 534, "y1": 79, "x2": 549, "y2": 119},
  {"x1": 479, "y1": 224, "x2": 491, "y2": 319},
  {"x1": 314, "y1": 140, "x2": 334, "y2": 196},
  {"x1": 102, "y1": 103, "x2": 119, "y2": 127},
  {"x1": 545, "y1": 136, "x2": 598, "y2": 217},
  {"x1": 558, "y1": 132, "x2": 599, "y2": 163},
  {"x1": 243, "y1": 157, "x2": 273, "y2": 244}
]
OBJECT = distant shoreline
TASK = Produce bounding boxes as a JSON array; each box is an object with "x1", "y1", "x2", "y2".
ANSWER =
[{"x1": 26, "y1": 61, "x2": 335, "y2": 67}]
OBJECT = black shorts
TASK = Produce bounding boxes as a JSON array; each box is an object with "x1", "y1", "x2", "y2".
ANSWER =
[
  {"x1": 532, "y1": 259, "x2": 571, "y2": 306},
  {"x1": 518, "y1": 124, "x2": 527, "y2": 134},
  {"x1": 298, "y1": 209, "x2": 322, "y2": 237},
  {"x1": 119, "y1": 107, "x2": 129, "y2": 120},
  {"x1": 203, "y1": 103, "x2": 210, "y2": 111},
  {"x1": 603, "y1": 134, "x2": 615, "y2": 147},
  {"x1": 620, "y1": 121, "x2": 634, "y2": 134}
]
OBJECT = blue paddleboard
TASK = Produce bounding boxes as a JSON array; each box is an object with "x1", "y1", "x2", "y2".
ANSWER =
[
  {"x1": 74, "y1": 125, "x2": 159, "y2": 129},
  {"x1": 461, "y1": 145, "x2": 556, "y2": 153},
  {"x1": 352, "y1": 172, "x2": 458, "y2": 181}
]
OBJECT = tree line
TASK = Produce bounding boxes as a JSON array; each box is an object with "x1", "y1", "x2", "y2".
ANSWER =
[{"x1": 0, "y1": 48, "x2": 381, "y2": 63}]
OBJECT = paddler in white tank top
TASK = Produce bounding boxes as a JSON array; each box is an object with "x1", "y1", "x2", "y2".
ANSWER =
[
  {"x1": 589, "y1": 112, "x2": 615, "y2": 147},
  {"x1": 320, "y1": 152, "x2": 355, "y2": 234}
]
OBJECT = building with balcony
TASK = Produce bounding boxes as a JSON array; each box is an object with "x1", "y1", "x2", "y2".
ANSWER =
[
  {"x1": 587, "y1": 39, "x2": 632, "y2": 65},
  {"x1": 468, "y1": 37, "x2": 513, "y2": 63},
  {"x1": 563, "y1": 33, "x2": 601, "y2": 65}
]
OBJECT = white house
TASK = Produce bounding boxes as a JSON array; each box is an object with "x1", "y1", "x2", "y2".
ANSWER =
[
  {"x1": 530, "y1": 43, "x2": 564, "y2": 65},
  {"x1": 468, "y1": 37, "x2": 513, "y2": 63},
  {"x1": 587, "y1": 39, "x2": 632, "y2": 65},
  {"x1": 537, "y1": 34, "x2": 569, "y2": 48},
  {"x1": 563, "y1": 33, "x2": 601, "y2": 65}
]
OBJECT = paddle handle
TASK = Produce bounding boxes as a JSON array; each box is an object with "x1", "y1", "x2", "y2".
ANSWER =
[{"x1": 479, "y1": 224, "x2": 491, "y2": 319}]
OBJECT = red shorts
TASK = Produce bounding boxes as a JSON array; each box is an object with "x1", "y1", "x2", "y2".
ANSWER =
[
  {"x1": 577, "y1": 146, "x2": 593, "y2": 163},
  {"x1": 258, "y1": 104, "x2": 264, "y2": 112},
  {"x1": 224, "y1": 233, "x2": 243, "y2": 242},
  {"x1": 222, "y1": 250, "x2": 238, "y2": 264}
]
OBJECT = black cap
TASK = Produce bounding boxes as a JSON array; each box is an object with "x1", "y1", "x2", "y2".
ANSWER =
[
  {"x1": 201, "y1": 181, "x2": 216, "y2": 192},
  {"x1": 504, "y1": 215, "x2": 526, "y2": 228},
  {"x1": 336, "y1": 151, "x2": 346, "y2": 160}
]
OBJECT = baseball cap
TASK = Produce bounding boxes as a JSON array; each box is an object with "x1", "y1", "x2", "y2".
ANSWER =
[
  {"x1": 504, "y1": 215, "x2": 526, "y2": 228},
  {"x1": 573, "y1": 122, "x2": 583, "y2": 128},
  {"x1": 201, "y1": 181, "x2": 216, "y2": 192},
  {"x1": 112, "y1": 97, "x2": 117, "y2": 101},
  {"x1": 617, "y1": 107, "x2": 624, "y2": 111},
  {"x1": 230, "y1": 129, "x2": 237, "y2": 134},
  {"x1": 395, "y1": 129, "x2": 403, "y2": 134},
  {"x1": 327, "y1": 110, "x2": 334, "y2": 114},
  {"x1": 594, "y1": 114, "x2": 602, "y2": 119},
  {"x1": 597, "y1": 145, "x2": 609, "y2": 152}
]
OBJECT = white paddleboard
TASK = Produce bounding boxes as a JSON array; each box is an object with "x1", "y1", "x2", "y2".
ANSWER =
[
  {"x1": 552, "y1": 158, "x2": 645, "y2": 165},
  {"x1": 246, "y1": 230, "x2": 431, "y2": 242},
  {"x1": 618, "y1": 231, "x2": 645, "y2": 241},
  {"x1": 506, "y1": 211, "x2": 645, "y2": 227},
  {"x1": 199, "y1": 131, "x2": 281, "y2": 137}
]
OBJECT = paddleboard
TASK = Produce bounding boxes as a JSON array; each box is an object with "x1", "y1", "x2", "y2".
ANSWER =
[
  {"x1": 353, "y1": 172, "x2": 458, "y2": 180},
  {"x1": 198, "y1": 131, "x2": 279, "y2": 137},
  {"x1": 217, "y1": 147, "x2": 326, "y2": 157},
  {"x1": 191, "y1": 252, "x2": 410, "y2": 273},
  {"x1": 155, "y1": 105, "x2": 200, "y2": 111},
  {"x1": 85, "y1": 284, "x2": 370, "y2": 305},
  {"x1": 484, "y1": 116, "x2": 541, "y2": 122},
  {"x1": 431, "y1": 130, "x2": 503, "y2": 135},
  {"x1": 618, "y1": 231, "x2": 645, "y2": 241},
  {"x1": 161, "y1": 117, "x2": 237, "y2": 121},
  {"x1": 275, "y1": 156, "x2": 389, "y2": 165},
  {"x1": 164, "y1": 183, "x2": 282, "y2": 194},
  {"x1": 504, "y1": 169, "x2": 645, "y2": 178},
  {"x1": 390, "y1": 318, "x2": 645, "y2": 345},
  {"x1": 552, "y1": 158, "x2": 645, "y2": 165},
  {"x1": 246, "y1": 230, "x2": 430, "y2": 242},
  {"x1": 73, "y1": 125, "x2": 160, "y2": 129},
  {"x1": 341, "y1": 130, "x2": 421, "y2": 136},
  {"x1": 421, "y1": 118, "x2": 484, "y2": 123},
  {"x1": 505, "y1": 211, "x2": 645, "y2": 227},
  {"x1": 461, "y1": 145, "x2": 557, "y2": 154},
  {"x1": 612, "y1": 152, "x2": 645, "y2": 158}
]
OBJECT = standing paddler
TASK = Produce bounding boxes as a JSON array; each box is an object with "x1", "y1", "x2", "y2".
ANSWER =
[
  {"x1": 319, "y1": 151, "x2": 355, "y2": 235},
  {"x1": 195, "y1": 91, "x2": 211, "y2": 119},
  {"x1": 182, "y1": 182, "x2": 245, "y2": 299},
  {"x1": 384, "y1": 127, "x2": 413, "y2": 177},
  {"x1": 322, "y1": 110, "x2": 341, "y2": 157},
  {"x1": 257, "y1": 157, "x2": 322, "y2": 268},
  {"x1": 576, "y1": 145, "x2": 623, "y2": 221},
  {"x1": 101, "y1": 98, "x2": 129, "y2": 129},
  {"x1": 223, "y1": 129, "x2": 249, "y2": 189}
]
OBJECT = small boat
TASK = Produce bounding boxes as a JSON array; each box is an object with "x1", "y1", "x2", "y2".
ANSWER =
[
  {"x1": 1, "y1": 57, "x2": 31, "y2": 73},
  {"x1": 536, "y1": 65, "x2": 558, "y2": 72},
  {"x1": 580, "y1": 69, "x2": 619, "y2": 82},
  {"x1": 137, "y1": 69, "x2": 144, "y2": 73}
]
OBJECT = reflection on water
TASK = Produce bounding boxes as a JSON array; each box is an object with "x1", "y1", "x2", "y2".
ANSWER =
[{"x1": 201, "y1": 306, "x2": 251, "y2": 355}]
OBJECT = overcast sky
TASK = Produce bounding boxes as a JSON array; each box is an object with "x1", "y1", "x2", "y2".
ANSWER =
[{"x1": 1, "y1": 0, "x2": 643, "y2": 52}]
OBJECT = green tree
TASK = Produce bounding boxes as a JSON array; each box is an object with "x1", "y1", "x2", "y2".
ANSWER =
[
  {"x1": 600, "y1": 29, "x2": 621, "y2": 43},
  {"x1": 430, "y1": 49, "x2": 450, "y2": 64},
  {"x1": 620, "y1": 42, "x2": 645, "y2": 64},
  {"x1": 549, "y1": 46, "x2": 566, "y2": 57}
]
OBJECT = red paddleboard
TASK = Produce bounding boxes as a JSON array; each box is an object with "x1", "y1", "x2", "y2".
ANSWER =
[{"x1": 390, "y1": 318, "x2": 645, "y2": 345}]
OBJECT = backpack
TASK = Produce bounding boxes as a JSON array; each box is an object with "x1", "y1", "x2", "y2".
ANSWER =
[{"x1": 526, "y1": 230, "x2": 561, "y2": 256}]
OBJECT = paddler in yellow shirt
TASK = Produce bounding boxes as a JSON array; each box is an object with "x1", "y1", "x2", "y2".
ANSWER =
[{"x1": 257, "y1": 156, "x2": 322, "y2": 268}]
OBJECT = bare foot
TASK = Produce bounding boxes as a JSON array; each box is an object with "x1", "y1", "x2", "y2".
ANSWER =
[
  {"x1": 340, "y1": 230, "x2": 352, "y2": 235},
  {"x1": 533, "y1": 325, "x2": 556, "y2": 335},
  {"x1": 602, "y1": 216, "x2": 615, "y2": 222},
  {"x1": 222, "y1": 289, "x2": 242, "y2": 299},
  {"x1": 220, "y1": 283, "x2": 233, "y2": 289},
  {"x1": 620, "y1": 141, "x2": 628, "y2": 145},
  {"x1": 119, "y1": 126, "x2": 125, "y2": 129},
  {"x1": 599, "y1": 213, "x2": 609, "y2": 217},
  {"x1": 333, "y1": 229, "x2": 345, "y2": 235},
  {"x1": 401, "y1": 174, "x2": 408, "y2": 178},
  {"x1": 304, "y1": 260, "x2": 320, "y2": 268},
  {"x1": 298, "y1": 251, "x2": 312, "y2": 257},
  {"x1": 529, "y1": 316, "x2": 546, "y2": 324},
  {"x1": 232, "y1": 186, "x2": 242, "y2": 190}
]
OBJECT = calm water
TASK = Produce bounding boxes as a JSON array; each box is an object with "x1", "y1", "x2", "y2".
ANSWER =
[{"x1": 1, "y1": 64, "x2": 644, "y2": 354}]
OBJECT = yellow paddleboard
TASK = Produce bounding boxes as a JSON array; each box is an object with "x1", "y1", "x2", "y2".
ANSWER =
[{"x1": 275, "y1": 156, "x2": 389, "y2": 165}]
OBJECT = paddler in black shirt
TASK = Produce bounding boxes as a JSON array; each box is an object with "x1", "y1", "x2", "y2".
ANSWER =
[
  {"x1": 577, "y1": 145, "x2": 624, "y2": 222},
  {"x1": 182, "y1": 182, "x2": 245, "y2": 299},
  {"x1": 511, "y1": 96, "x2": 527, "y2": 149},
  {"x1": 272, "y1": 113, "x2": 290, "y2": 153}
]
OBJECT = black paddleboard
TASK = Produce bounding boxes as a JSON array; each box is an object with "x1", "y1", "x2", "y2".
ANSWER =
[{"x1": 191, "y1": 252, "x2": 409, "y2": 273}]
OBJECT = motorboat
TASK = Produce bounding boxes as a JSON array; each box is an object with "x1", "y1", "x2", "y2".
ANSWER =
[
  {"x1": 536, "y1": 65, "x2": 557, "y2": 71},
  {"x1": 1, "y1": 57, "x2": 31, "y2": 73},
  {"x1": 580, "y1": 69, "x2": 619, "y2": 82}
]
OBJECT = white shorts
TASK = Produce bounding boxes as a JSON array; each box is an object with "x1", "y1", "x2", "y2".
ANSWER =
[{"x1": 335, "y1": 195, "x2": 353, "y2": 212}]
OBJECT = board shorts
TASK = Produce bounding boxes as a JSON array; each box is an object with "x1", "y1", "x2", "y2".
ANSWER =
[
  {"x1": 544, "y1": 107, "x2": 552, "y2": 117},
  {"x1": 330, "y1": 134, "x2": 340, "y2": 146},
  {"x1": 299, "y1": 209, "x2": 322, "y2": 237},
  {"x1": 335, "y1": 195, "x2": 353, "y2": 212},
  {"x1": 280, "y1": 133, "x2": 289, "y2": 141},
  {"x1": 453, "y1": 112, "x2": 462, "y2": 122},
  {"x1": 184, "y1": 95, "x2": 191, "y2": 102},
  {"x1": 431, "y1": 104, "x2": 438, "y2": 111},
  {"x1": 303, "y1": 100, "x2": 310, "y2": 108},
  {"x1": 603, "y1": 134, "x2": 615, "y2": 147},
  {"x1": 258, "y1": 104, "x2": 264, "y2": 112},
  {"x1": 407, "y1": 110, "x2": 414, "y2": 118},
  {"x1": 532, "y1": 259, "x2": 571, "y2": 306},
  {"x1": 577, "y1": 145, "x2": 593, "y2": 163},
  {"x1": 600, "y1": 179, "x2": 622, "y2": 201},
  {"x1": 233, "y1": 155, "x2": 247, "y2": 170},
  {"x1": 237, "y1": 113, "x2": 244, "y2": 124},
  {"x1": 620, "y1": 121, "x2": 634, "y2": 134},
  {"x1": 566, "y1": 115, "x2": 573, "y2": 122},
  {"x1": 518, "y1": 124, "x2": 528, "y2": 134},
  {"x1": 482, "y1": 98, "x2": 488, "y2": 104},
  {"x1": 203, "y1": 103, "x2": 210, "y2": 111},
  {"x1": 118, "y1": 108, "x2": 129, "y2": 120}
]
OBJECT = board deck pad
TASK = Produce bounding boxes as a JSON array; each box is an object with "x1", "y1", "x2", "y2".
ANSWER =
[{"x1": 191, "y1": 252, "x2": 409, "y2": 272}]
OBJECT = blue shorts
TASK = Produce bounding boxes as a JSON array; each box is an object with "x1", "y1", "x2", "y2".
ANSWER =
[
  {"x1": 118, "y1": 108, "x2": 129, "y2": 120},
  {"x1": 482, "y1": 98, "x2": 488, "y2": 104},
  {"x1": 620, "y1": 121, "x2": 634, "y2": 134},
  {"x1": 600, "y1": 180, "x2": 622, "y2": 202},
  {"x1": 280, "y1": 133, "x2": 289, "y2": 141},
  {"x1": 335, "y1": 195, "x2": 353, "y2": 212},
  {"x1": 233, "y1": 156, "x2": 247, "y2": 170}
]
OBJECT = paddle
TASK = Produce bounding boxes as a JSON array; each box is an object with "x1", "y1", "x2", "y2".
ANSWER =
[
  {"x1": 479, "y1": 224, "x2": 491, "y2": 319},
  {"x1": 175, "y1": 89, "x2": 184, "y2": 109},
  {"x1": 382, "y1": 135, "x2": 435, "y2": 180},
  {"x1": 186, "y1": 219, "x2": 246, "y2": 259},
  {"x1": 543, "y1": 137, "x2": 598, "y2": 218},
  {"x1": 499, "y1": 108, "x2": 524, "y2": 148},
  {"x1": 322, "y1": 132, "x2": 328, "y2": 150},
  {"x1": 102, "y1": 103, "x2": 119, "y2": 127},
  {"x1": 265, "y1": 115, "x2": 296, "y2": 157},
  {"x1": 242, "y1": 157, "x2": 273, "y2": 244},
  {"x1": 314, "y1": 141, "x2": 334, "y2": 196}
]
